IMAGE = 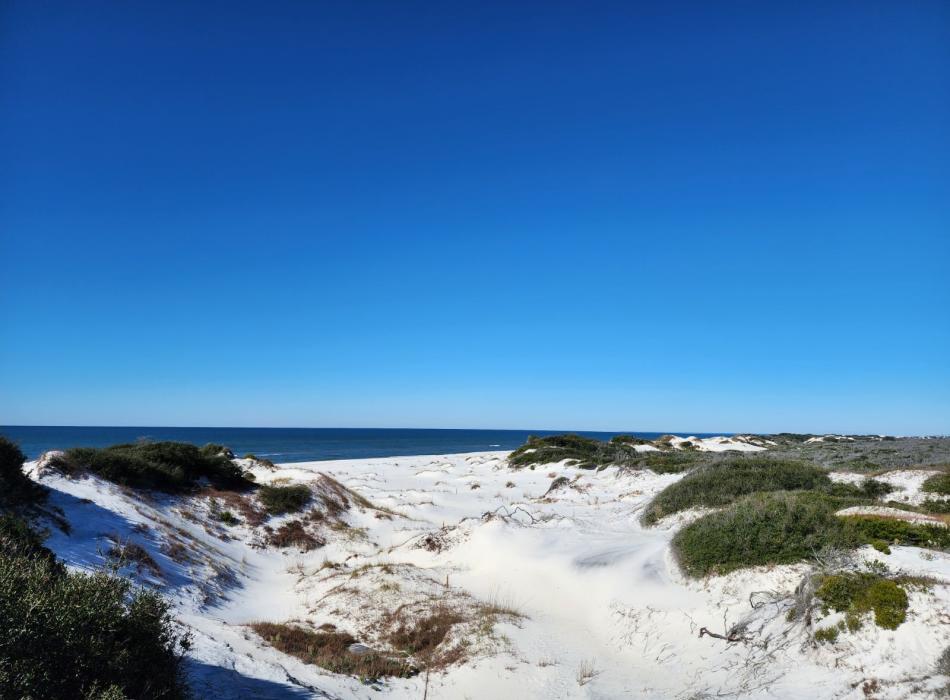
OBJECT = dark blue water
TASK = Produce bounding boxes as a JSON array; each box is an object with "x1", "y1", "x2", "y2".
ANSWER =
[{"x1": 0, "y1": 426, "x2": 730, "y2": 463}]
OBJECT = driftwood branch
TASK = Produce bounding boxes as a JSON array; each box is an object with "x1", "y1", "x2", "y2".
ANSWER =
[{"x1": 698, "y1": 626, "x2": 746, "y2": 643}]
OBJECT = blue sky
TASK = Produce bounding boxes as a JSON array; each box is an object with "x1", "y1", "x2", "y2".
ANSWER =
[{"x1": 1, "y1": 1, "x2": 948, "y2": 434}]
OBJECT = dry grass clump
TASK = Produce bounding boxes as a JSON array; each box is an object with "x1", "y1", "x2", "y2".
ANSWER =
[
  {"x1": 250, "y1": 622, "x2": 415, "y2": 679},
  {"x1": 576, "y1": 658, "x2": 600, "y2": 686},
  {"x1": 107, "y1": 537, "x2": 162, "y2": 577},
  {"x1": 199, "y1": 487, "x2": 267, "y2": 526},
  {"x1": 385, "y1": 606, "x2": 463, "y2": 658},
  {"x1": 267, "y1": 520, "x2": 324, "y2": 551},
  {"x1": 160, "y1": 539, "x2": 194, "y2": 564}
]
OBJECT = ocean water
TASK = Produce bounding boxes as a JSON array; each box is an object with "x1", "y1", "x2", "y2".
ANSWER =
[{"x1": 0, "y1": 426, "x2": 729, "y2": 463}]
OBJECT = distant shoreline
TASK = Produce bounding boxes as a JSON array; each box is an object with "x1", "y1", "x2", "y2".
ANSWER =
[{"x1": 1, "y1": 425, "x2": 733, "y2": 462}]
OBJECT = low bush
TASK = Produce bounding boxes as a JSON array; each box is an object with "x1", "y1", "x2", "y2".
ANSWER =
[
  {"x1": 508, "y1": 434, "x2": 620, "y2": 470},
  {"x1": 816, "y1": 572, "x2": 909, "y2": 630},
  {"x1": 509, "y1": 433, "x2": 706, "y2": 472},
  {"x1": 922, "y1": 473, "x2": 950, "y2": 495},
  {"x1": 251, "y1": 622, "x2": 414, "y2": 679},
  {"x1": 0, "y1": 436, "x2": 46, "y2": 509},
  {"x1": 642, "y1": 457, "x2": 831, "y2": 525},
  {"x1": 843, "y1": 515, "x2": 950, "y2": 550},
  {"x1": 53, "y1": 441, "x2": 251, "y2": 493},
  {"x1": 258, "y1": 484, "x2": 311, "y2": 515},
  {"x1": 639, "y1": 451, "x2": 702, "y2": 474},
  {"x1": 813, "y1": 626, "x2": 840, "y2": 644},
  {"x1": 0, "y1": 530, "x2": 189, "y2": 699},
  {"x1": 672, "y1": 491, "x2": 853, "y2": 576},
  {"x1": 825, "y1": 478, "x2": 894, "y2": 500}
]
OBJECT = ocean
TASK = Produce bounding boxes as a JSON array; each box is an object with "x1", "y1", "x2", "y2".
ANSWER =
[{"x1": 0, "y1": 426, "x2": 729, "y2": 463}]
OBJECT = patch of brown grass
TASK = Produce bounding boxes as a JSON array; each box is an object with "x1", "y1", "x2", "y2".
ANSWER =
[
  {"x1": 107, "y1": 537, "x2": 162, "y2": 577},
  {"x1": 383, "y1": 605, "x2": 467, "y2": 670},
  {"x1": 267, "y1": 520, "x2": 325, "y2": 551},
  {"x1": 160, "y1": 538, "x2": 193, "y2": 564},
  {"x1": 199, "y1": 487, "x2": 267, "y2": 526},
  {"x1": 250, "y1": 622, "x2": 415, "y2": 679}
]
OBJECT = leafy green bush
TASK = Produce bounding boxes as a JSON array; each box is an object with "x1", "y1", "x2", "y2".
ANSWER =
[
  {"x1": 824, "y1": 478, "x2": 894, "y2": 500},
  {"x1": 0, "y1": 436, "x2": 46, "y2": 509},
  {"x1": 922, "y1": 472, "x2": 950, "y2": 495},
  {"x1": 258, "y1": 484, "x2": 311, "y2": 515},
  {"x1": 642, "y1": 457, "x2": 831, "y2": 525},
  {"x1": 54, "y1": 441, "x2": 250, "y2": 493},
  {"x1": 0, "y1": 532, "x2": 189, "y2": 698},
  {"x1": 816, "y1": 572, "x2": 909, "y2": 630},
  {"x1": 843, "y1": 515, "x2": 950, "y2": 550},
  {"x1": 672, "y1": 491, "x2": 853, "y2": 576}
]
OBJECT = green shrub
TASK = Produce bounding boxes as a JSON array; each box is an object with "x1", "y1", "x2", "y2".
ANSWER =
[
  {"x1": 200, "y1": 443, "x2": 234, "y2": 459},
  {"x1": 672, "y1": 492, "x2": 853, "y2": 576},
  {"x1": 0, "y1": 514, "x2": 60, "y2": 569},
  {"x1": 825, "y1": 478, "x2": 894, "y2": 500},
  {"x1": 54, "y1": 441, "x2": 250, "y2": 493},
  {"x1": 843, "y1": 515, "x2": 950, "y2": 550},
  {"x1": 258, "y1": 484, "x2": 311, "y2": 515},
  {"x1": 0, "y1": 539, "x2": 189, "y2": 698},
  {"x1": 508, "y1": 434, "x2": 707, "y2": 472},
  {"x1": 816, "y1": 572, "x2": 909, "y2": 630},
  {"x1": 814, "y1": 626, "x2": 840, "y2": 644},
  {"x1": 508, "y1": 434, "x2": 614, "y2": 470},
  {"x1": 922, "y1": 473, "x2": 950, "y2": 495},
  {"x1": 0, "y1": 436, "x2": 46, "y2": 509},
  {"x1": 642, "y1": 457, "x2": 831, "y2": 525},
  {"x1": 639, "y1": 451, "x2": 702, "y2": 474}
]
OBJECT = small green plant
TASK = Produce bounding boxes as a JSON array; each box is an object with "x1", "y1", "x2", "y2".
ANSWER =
[
  {"x1": 218, "y1": 510, "x2": 239, "y2": 526},
  {"x1": 258, "y1": 484, "x2": 311, "y2": 515},
  {"x1": 816, "y1": 571, "x2": 909, "y2": 631},
  {"x1": 814, "y1": 626, "x2": 840, "y2": 644}
]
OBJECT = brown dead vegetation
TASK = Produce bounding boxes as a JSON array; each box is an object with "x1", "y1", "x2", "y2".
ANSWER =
[
  {"x1": 267, "y1": 520, "x2": 324, "y2": 551},
  {"x1": 106, "y1": 537, "x2": 162, "y2": 577},
  {"x1": 201, "y1": 487, "x2": 268, "y2": 526},
  {"x1": 250, "y1": 622, "x2": 416, "y2": 679}
]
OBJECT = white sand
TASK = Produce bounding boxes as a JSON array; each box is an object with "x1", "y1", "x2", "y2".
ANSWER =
[{"x1": 27, "y1": 448, "x2": 950, "y2": 699}]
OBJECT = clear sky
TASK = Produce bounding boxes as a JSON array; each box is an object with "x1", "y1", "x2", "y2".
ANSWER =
[{"x1": 1, "y1": 1, "x2": 948, "y2": 434}]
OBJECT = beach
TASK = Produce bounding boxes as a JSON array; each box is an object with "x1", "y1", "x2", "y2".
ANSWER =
[{"x1": 28, "y1": 442, "x2": 950, "y2": 699}]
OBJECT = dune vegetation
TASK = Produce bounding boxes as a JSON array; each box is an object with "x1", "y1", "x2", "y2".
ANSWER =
[
  {"x1": 49, "y1": 441, "x2": 252, "y2": 493},
  {"x1": 640, "y1": 457, "x2": 832, "y2": 525},
  {"x1": 0, "y1": 436, "x2": 190, "y2": 700}
]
